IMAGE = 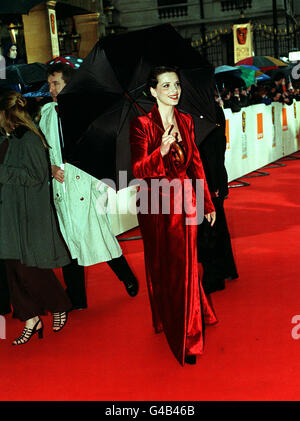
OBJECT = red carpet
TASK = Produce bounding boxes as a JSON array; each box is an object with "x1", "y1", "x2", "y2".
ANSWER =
[{"x1": 1, "y1": 157, "x2": 300, "y2": 401}]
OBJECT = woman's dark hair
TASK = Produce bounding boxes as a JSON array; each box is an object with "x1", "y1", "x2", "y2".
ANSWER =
[
  {"x1": 0, "y1": 89, "x2": 48, "y2": 148},
  {"x1": 3, "y1": 42, "x2": 16, "y2": 58},
  {"x1": 147, "y1": 65, "x2": 179, "y2": 89}
]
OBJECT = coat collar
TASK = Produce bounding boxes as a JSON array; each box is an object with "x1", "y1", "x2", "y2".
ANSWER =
[{"x1": 148, "y1": 103, "x2": 185, "y2": 135}]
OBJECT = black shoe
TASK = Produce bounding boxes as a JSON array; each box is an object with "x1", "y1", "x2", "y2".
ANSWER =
[
  {"x1": 184, "y1": 355, "x2": 197, "y2": 365},
  {"x1": 52, "y1": 312, "x2": 68, "y2": 332},
  {"x1": 12, "y1": 319, "x2": 43, "y2": 346},
  {"x1": 122, "y1": 277, "x2": 139, "y2": 297}
]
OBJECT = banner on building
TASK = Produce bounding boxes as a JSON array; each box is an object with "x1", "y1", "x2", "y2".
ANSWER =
[
  {"x1": 233, "y1": 23, "x2": 253, "y2": 63},
  {"x1": 48, "y1": 8, "x2": 60, "y2": 58}
]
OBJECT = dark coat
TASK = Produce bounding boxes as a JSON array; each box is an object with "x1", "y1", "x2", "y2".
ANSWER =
[
  {"x1": 197, "y1": 103, "x2": 238, "y2": 294},
  {"x1": 0, "y1": 127, "x2": 70, "y2": 268},
  {"x1": 198, "y1": 103, "x2": 229, "y2": 199}
]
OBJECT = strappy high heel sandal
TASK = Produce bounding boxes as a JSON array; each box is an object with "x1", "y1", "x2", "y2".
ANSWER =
[
  {"x1": 52, "y1": 312, "x2": 68, "y2": 332},
  {"x1": 12, "y1": 319, "x2": 43, "y2": 346}
]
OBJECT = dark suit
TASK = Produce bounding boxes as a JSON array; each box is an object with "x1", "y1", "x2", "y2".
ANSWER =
[{"x1": 0, "y1": 260, "x2": 11, "y2": 315}]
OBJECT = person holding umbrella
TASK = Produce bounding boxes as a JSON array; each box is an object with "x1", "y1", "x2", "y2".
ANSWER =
[
  {"x1": 2, "y1": 42, "x2": 24, "y2": 67},
  {"x1": 40, "y1": 62, "x2": 139, "y2": 310},
  {"x1": 130, "y1": 66, "x2": 217, "y2": 365},
  {"x1": 197, "y1": 94, "x2": 238, "y2": 294},
  {"x1": 0, "y1": 89, "x2": 72, "y2": 345}
]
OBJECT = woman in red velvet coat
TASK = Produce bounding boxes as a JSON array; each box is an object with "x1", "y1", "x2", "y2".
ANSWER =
[{"x1": 130, "y1": 66, "x2": 217, "y2": 365}]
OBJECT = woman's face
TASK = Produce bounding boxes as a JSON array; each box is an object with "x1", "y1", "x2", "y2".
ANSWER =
[{"x1": 150, "y1": 72, "x2": 181, "y2": 107}]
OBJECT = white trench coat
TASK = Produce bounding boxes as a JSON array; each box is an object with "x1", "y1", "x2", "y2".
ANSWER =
[{"x1": 40, "y1": 102, "x2": 122, "y2": 266}]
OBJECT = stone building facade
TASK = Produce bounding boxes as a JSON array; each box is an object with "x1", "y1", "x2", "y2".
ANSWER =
[
  {"x1": 1, "y1": 1, "x2": 300, "y2": 65},
  {"x1": 111, "y1": 0, "x2": 300, "y2": 65}
]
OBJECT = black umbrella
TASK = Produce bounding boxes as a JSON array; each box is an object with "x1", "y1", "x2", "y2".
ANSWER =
[
  {"x1": 0, "y1": 63, "x2": 48, "y2": 86},
  {"x1": 0, "y1": 1, "x2": 45, "y2": 14},
  {"x1": 58, "y1": 24, "x2": 217, "y2": 189},
  {"x1": 266, "y1": 64, "x2": 298, "y2": 82},
  {"x1": 215, "y1": 72, "x2": 246, "y2": 90}
]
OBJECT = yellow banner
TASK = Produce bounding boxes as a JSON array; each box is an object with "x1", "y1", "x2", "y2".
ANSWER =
[
  {"x1": 233, "y1": 23, "x2": 253, "y2": 63},
  {"x1": 48, "y1": 8, "x2": 60, "y2": 58}
]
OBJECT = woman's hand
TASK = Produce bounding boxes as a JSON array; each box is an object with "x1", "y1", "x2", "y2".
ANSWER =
[
  {"x1": 205, "y1": 211, "x2": 216, "y2": 227},
  {"x1": 51, "y1": 165, "x2": 64, "y2": 183},
  {"x1": 160, "y1": 124, "x2": 177, "y2": 157}
]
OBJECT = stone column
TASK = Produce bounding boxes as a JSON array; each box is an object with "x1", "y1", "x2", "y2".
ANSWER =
[{"x1": 73, "y1": 13, "x2": 101, "y2": 58}]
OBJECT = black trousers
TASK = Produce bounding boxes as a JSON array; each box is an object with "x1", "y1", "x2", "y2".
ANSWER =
[
  {"x1": 62, "y1": 259, "x2": 87, "y2": 309},
  {"x1": 63, "y1": 255, "x2": 137, "y2": 308},
  {"x1": 5, "y1": 259, "x2": 72, "y2": 322},
  {"x1": 0, "y1": 259, "x2": 11, "y2": 315}
]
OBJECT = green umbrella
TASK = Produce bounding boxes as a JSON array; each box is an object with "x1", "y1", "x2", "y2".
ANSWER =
[{"x1": 235, "y1": 66, "x2": 256, "y2": 87}]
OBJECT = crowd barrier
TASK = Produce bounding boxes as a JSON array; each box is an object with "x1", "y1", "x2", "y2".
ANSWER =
[
  {"x1": 108, "y1": 100, "x2": 300, "y2": 236},
  {"x1": 224, "y1": 100, "x2": 300, "y2": 182}
]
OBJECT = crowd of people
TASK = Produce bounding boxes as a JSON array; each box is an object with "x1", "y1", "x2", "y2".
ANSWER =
[
  {"x1": 9, "y1": 40, "x2": 296, "y2": 365},
  {"x1": 218, "y1": 73, "x2": 300, "y2": 112}
]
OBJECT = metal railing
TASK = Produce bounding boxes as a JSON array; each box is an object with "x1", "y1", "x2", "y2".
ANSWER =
[{"x1": 157, "y1": 1, "x2": 188, "y2": 19}]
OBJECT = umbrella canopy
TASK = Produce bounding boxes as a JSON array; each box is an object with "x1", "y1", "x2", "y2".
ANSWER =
[
  {"x1": 235, "y1": 56, "x2": 288, "y2": 71},
  {"x1": 265, "y1": 64, "x2": 298, "y2": 81},
  {"x1": 256, "y1": 73, "x2": 271, "y2": 82},
  {"x1": 0, "y1": 0, "x2": 45, "y2": 14},
  {"x1": 0, "y1": 62, "x2": 47, "y2": 86},
  {"x1": 215, "y1": 65, "x2": 241, "y2": 74},
  {"x1": 58, "y1": 24, "x2": 217, "y2": 189},
  {"x1": 47, "y1": 55, "x2": 84, "y2": 69},
  {"x1": 23, "y1": 82, "x2": 50, "y2": 97},
  {"x1": 236, "y1": 64, "x2": 264, "y2": 77},
  {"x1": 235, "y1": 66, "x2": 256, "y2": 87},
  {"x1": 236, "y1": 65, "x2": 270, "y2": 84},
  {"x1": 214, "y1": 66, "x2": 244, "y2": 90}
]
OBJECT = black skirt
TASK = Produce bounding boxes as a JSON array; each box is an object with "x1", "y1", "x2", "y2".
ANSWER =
[
  {"x1": 197, "y1": 197, "x2": 238, "y2": 294},
  {"x1": 5, "y1": 259, "x2": 71, "y2": 321}
]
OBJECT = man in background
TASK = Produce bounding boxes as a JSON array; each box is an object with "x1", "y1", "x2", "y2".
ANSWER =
[{"x1": 40, "y1": 63, "x2": 139, "y2": 310}]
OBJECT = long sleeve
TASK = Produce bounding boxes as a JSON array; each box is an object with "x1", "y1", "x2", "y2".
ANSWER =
[
  {"x1": 39, "y1": 102, "x2": 63, "y2": 167},
  {"x1": 0, "y1": 132, "x2": 48, "y2": 187},
  {"x1": 130, "y1": 117, "x2": 166, "y2": 179}
]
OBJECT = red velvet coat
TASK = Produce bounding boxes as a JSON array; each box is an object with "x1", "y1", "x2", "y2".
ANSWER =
[{"x1": 130, "y1": 104, "x2": 217, "y2": 365}]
